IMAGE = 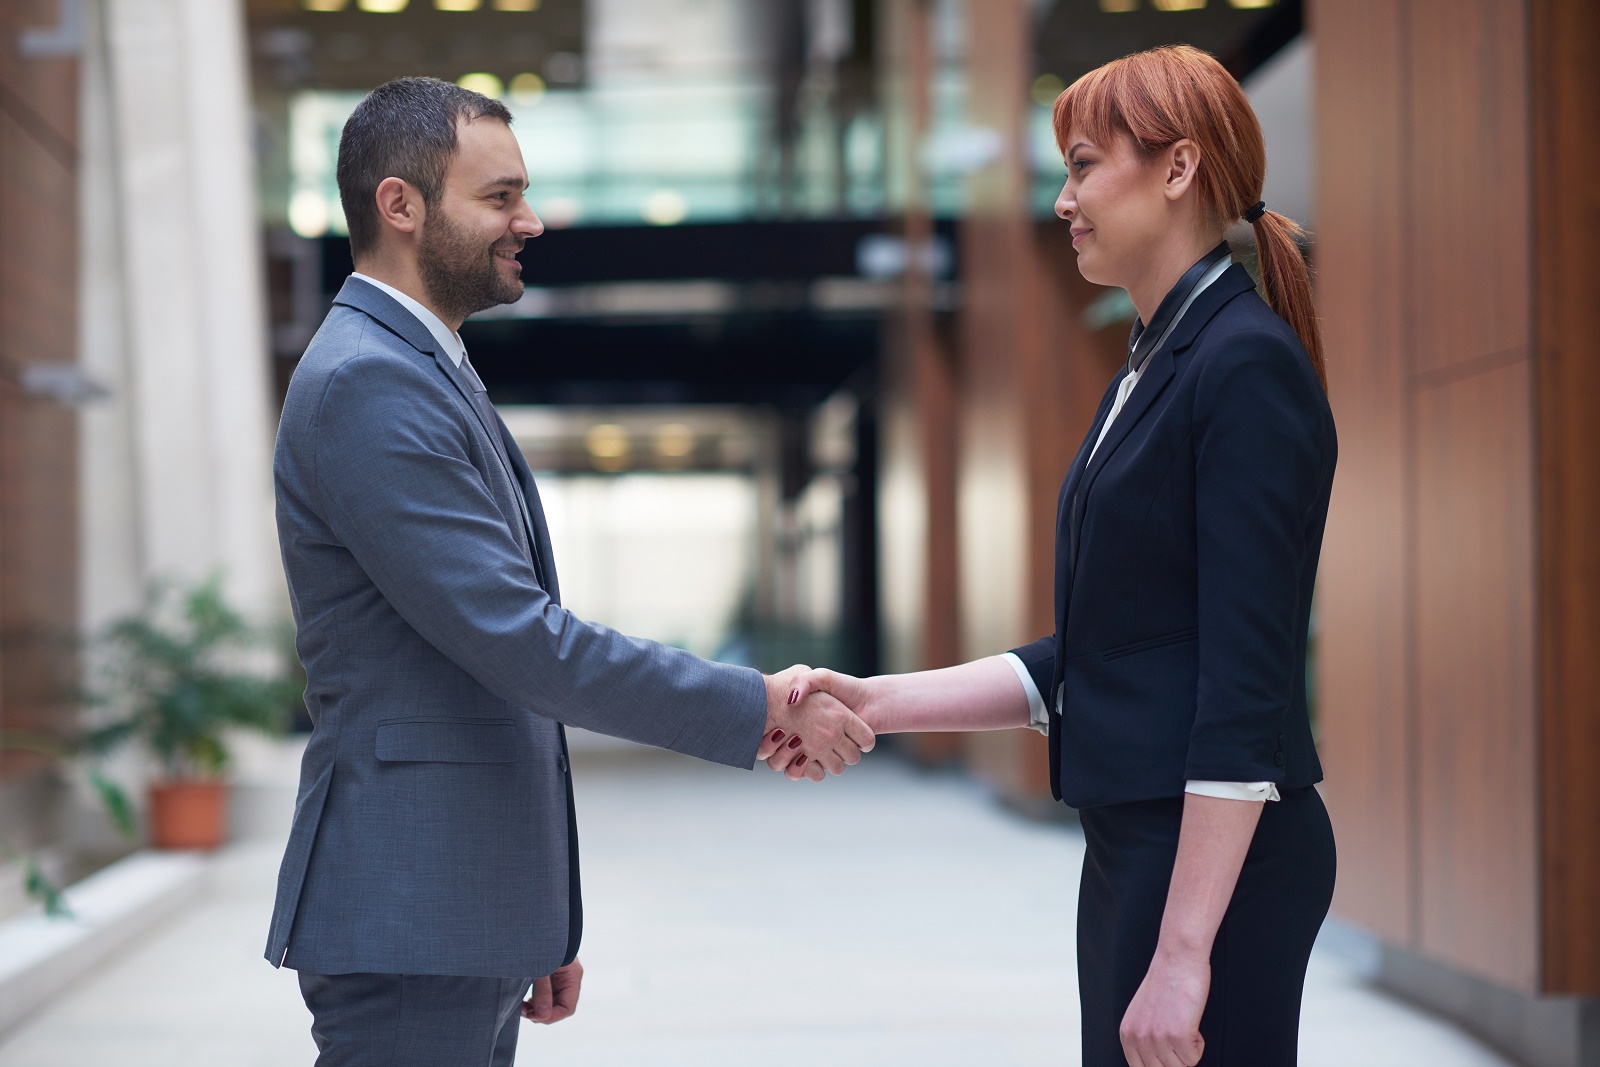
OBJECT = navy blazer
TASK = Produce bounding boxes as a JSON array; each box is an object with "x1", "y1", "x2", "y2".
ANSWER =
[{"x1": 1010, "y1": 264, "x2": 1335, "y2": 809}]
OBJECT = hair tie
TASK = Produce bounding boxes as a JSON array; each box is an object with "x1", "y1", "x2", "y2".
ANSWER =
[{"x1": 1244, "y1": 201, "x2": 1267, "y2": 223}]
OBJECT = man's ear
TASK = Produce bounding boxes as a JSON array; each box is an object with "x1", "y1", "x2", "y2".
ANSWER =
[
  {"x1": 1162, "y1": 139, "x2": 1202, "y2": 202},
  {"x1": 373, "y1": 176, "x2": 423, "y2": 237}
]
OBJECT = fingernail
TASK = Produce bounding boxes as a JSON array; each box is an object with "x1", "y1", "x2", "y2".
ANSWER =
[
  {"x1": 796, "y1": 755, "x2": 807, "y2": 767},
  {"x1": 788, "y1": 689, "x2": 799, "y2": 705},
  {"x1": 787, "y1": 735, "x2": 803, "y2": 749},
  {"x1": 769, "y1": 729, "x2": 785, "y2": 742}
]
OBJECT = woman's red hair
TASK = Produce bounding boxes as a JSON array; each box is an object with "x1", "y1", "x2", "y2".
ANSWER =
[{"x1": 1052, "y1": 45, "x2": 1326, "y2": 390}]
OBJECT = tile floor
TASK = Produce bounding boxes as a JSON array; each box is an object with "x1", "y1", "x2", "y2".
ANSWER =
[{"x1": 0, "y1": 744, "x2": 1517, "y2": 1066}]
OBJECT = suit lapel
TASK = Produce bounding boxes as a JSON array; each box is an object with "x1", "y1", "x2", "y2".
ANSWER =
[
  {"x1": 1055, "y1": 374, "x2": 1122, "y2": 614},
  {"x1": 1070, "y1": 345, "x2": 1177, "y2": 541},
  {"x1": 502, "y1": 427, "x2": 561, "y2": 605},
  {"x1": 335, "y1": 277, "x2": 544, "y2": 573},
  {"x1": 1065, "y1": 264, "x2": 1258, "y2": 577}
]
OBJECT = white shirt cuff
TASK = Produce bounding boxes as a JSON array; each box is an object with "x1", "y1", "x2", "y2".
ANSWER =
[
  {"x1": 1000, "y1": 653, "x2": 1050, "y2": 734},
  {"x1": 1185, "y1": 780, "x2": 1281, "y2": 802}
]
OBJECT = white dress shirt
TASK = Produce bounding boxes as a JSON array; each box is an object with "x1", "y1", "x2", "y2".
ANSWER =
[
  {"x1": 351, "y1": 273, "x2": 468, "y2": 369},
  {"x1": 1003, "y1": 257, "x2": 1279, "y2": 804}
]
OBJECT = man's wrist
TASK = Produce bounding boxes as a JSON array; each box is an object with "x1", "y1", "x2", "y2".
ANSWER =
[{"x1": 761, "y1": 671, "x2": 791, "y2": 731}]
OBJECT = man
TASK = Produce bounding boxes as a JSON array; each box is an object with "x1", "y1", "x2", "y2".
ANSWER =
[{"x1": 267, "y1": 77, "x2": 871, "y2": 1066}]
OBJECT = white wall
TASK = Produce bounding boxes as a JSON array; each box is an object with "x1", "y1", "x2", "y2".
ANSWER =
[
  {"x1": 1244, "y1": 36, "x2": 1314, "y2": 231},
  {"x1": 78, "y1": 0, "x2": 283, "y2": 630}
]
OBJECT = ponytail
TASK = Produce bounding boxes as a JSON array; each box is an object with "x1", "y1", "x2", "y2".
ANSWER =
[{"x1": 1249, "y1": 209, "x2": 1326, "y2": 392}]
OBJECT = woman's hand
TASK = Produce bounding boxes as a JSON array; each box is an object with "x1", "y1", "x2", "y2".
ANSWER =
[
  {"x1": 1119, "y1": 947, "x2": 1209, "y2": 1067},
  {"x1": 771, "y1": 668, "x2": 876, "y2": 777}
]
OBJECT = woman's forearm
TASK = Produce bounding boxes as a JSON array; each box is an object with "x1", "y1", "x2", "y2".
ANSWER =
[
  {"x1": 1155, "y1": 793, "x2": 1263, "y2": 962},
  {"x1": 863, "y1": 656, "x2": 1032, "y2": 734}
]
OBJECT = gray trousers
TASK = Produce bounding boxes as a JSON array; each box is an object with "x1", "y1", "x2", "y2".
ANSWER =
[{"x1": 298, "y1": 972, "x2": 533, "y2": 1067}]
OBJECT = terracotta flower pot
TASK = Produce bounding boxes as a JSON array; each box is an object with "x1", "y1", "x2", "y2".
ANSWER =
[{"x1": 147, "y1": 780, "x2": 228, "y2": 850}]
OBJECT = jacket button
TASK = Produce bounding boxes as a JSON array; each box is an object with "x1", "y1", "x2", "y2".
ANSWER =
[
  {"x1": 557, "y1": 754, "x2": 568, "y2": 773},
  {"x1": 1273, "y1": 752, "x2": 1286, "y2": 767},
  {"x1": 1278, "y1": 733, "x2": 1286, "y2": 745}
]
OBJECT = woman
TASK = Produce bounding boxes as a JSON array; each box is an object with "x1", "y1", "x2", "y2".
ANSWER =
[{"x1": 778, "y1": 45, "x2": 1337, "y2": 1067}]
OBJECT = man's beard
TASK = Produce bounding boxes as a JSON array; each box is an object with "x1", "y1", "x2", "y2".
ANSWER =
[{"x1": 417, "y1": 205, "x2": 523, "y2": 324}]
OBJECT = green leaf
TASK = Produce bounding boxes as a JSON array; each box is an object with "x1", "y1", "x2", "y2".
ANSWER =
[
  {"x1": 24, "y1": 858, "x2": 72, "y2": 920},
  {"x1": 88, "y1": 769, "x2": 138, "y2": 841}
]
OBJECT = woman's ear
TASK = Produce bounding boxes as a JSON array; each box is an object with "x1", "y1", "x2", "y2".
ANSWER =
[{"x1": 1162, "y1": 139, "x2": 1202, "y2": 202}]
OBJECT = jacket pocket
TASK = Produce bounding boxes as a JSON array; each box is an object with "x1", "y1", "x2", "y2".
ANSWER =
[
  {"x1": 1101, "y1": 627, "x2": 1199, "y2": 662},
  {"x1": 374, "y1": 718, "x2": 517, "y2": 763}
]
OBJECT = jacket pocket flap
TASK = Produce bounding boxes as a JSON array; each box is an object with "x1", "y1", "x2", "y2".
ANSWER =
[
  {"x1": 1101, "y1": 627, "x2": 1200, "y2": 661},
  {"x1": 375, "y1": 719, "x2": 517, "y2": 763}
]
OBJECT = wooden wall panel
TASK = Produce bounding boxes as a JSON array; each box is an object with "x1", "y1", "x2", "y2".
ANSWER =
[
  {"x1": 1403, "y1": 0, "x2": 1531, "y2": 379},
  {"x1": 1310, "y1": 0, "x2": 1415, "y2": 945},
  {"x1": 956, "y1": 0, "x2": 1075, "y2": 801},
  {"x1": 1413, "y1": 358, "x2": 1539, "y2": 989},
  {"x1": 1531, "y1": 0, "x2": 1600, "y2": 996},
  {"x1": 0, "y1": 0, "x2": 81, "y2": 774}
]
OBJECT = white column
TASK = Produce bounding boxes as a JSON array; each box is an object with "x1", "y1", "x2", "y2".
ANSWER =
[{"x1": 78, "y1": 0, "x2": 283, "y2": 630}]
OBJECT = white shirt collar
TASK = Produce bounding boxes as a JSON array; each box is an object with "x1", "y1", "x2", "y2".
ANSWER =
[{"x1": 350, "y1": 273, "x2": 466, "y2": 368}]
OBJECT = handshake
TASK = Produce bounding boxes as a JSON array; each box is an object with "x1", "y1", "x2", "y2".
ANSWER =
[{"x1": 754, "y1": 665, "x2": 874, "y2": 782}]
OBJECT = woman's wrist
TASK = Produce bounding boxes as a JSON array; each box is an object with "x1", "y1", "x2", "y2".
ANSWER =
[
  {"x1": 1152, "y1": 934, "x2": 1212, "y2": 969},
  {"x1": 856, "y1": 675, "x2": 893, "y2": 735}
]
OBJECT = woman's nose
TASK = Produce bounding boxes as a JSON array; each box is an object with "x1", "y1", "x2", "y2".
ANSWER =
[{"x1": 1055, "y1": 180, "x2": 1074, "y2": 221}]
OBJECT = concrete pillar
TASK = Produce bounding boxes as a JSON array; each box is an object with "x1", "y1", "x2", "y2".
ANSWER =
[{"x1": 78, "y1": 0, "x2": 282, "y2": 630}]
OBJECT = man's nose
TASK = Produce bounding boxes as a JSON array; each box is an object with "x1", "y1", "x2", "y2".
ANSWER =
[{"x1": 514, "y1": 203, "x2": 544, "y2": 239}]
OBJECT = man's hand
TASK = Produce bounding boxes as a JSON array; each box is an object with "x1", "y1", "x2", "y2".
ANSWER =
[
  {"x1": 522, "y1": 958, "x2": 582, "y2": 1024},
  {"x1": 756, "y1": 665, "x2": 874, "y2": 782},
  {"x1": 1118, "y1": 946, "x2": 1208, "y2": 1066}
]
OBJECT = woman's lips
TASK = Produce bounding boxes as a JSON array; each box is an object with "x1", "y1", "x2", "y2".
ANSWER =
[{"x1": 1071, "y1": 228, "x2": 1093, "y2": 247}]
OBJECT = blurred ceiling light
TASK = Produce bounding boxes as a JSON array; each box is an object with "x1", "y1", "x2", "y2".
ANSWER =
[
  {"x1": 586, "y1": 424, "x2": 631, "y2": 471},
  {"x1": 509, "y1": 71, "x2": 546, "y2": 105},
  {"x1": 1152, "y1": 0, "x2": 1206, "y2": 8},
  {"x1": 1227, "y1": 0, "x2": 1276, "y2": 6},
  {"x1": 641, "y1": 190, "x2": 689, "y2": 226},
  {"x1": 303, "y1": 0, "x2": 351, "y2": 10},
  {"x1": 1030, "y1": 73, "x2": 1066, "y2": 107},
  {"x1": 457, "y1": 72, "x2": 504, "y2": 98},
  {"x1": 493, "y1": 0, "x2": 541, "y2": 9},
  {"x1": 357, "y1": 0, "x2": 409, "y2": 10},
  {"x1": 538, "y1": 196, "x2": 581, "y2": 228},
  {"x1": 1098, "y1": 0, "x2": 1138, "y2": 11},
  {"x1": 289, "y1": 189, "x2": 331, "y2": 238},
  {"x1": 434, "y1": 0, "x2": 482, "y2": 9},
  {"x1": 654, "y1": 424, "x2": 694, "y2": 460}
]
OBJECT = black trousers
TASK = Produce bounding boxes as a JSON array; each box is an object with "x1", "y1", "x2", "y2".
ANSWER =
[
  {"x1": 1077, "y1": 785, "x2": 1336, "y2": 1066},
  {"x1": 298, "y1": 972, "x2": 533, "y2": 1067}
]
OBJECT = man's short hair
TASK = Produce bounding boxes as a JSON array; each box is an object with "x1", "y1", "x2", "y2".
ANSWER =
[{"x1": 336, "y1": 76, "x2": 514, "y2": 259}]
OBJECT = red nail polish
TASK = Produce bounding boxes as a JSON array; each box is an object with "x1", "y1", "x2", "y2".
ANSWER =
[
  {"x1": 796, "y1": 755, "x2": 807, "y2": 766},
  {"x1": 788, "y1": 689, "x2": 799, "y2": 705},
  {"x1": 787, "y1": 736, "x2": 803, "y2": 749},
  {"x1": 770, "y1": 729, "x2": 784, "y2": 743}
]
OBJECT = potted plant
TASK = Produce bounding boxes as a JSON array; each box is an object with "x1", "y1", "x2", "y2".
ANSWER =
[{"x1": 79, "y1": 575, "x2": 302, "y2": 850}]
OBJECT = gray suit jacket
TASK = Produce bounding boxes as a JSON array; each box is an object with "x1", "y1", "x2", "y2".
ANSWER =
[{"x1": 266, "y1": 277, "x2": 766, "y2": 978}]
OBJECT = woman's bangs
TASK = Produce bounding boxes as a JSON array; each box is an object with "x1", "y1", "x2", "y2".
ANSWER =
[{"x1": 1052, "y1": 64, "x2": 1131, "y2": 157}]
